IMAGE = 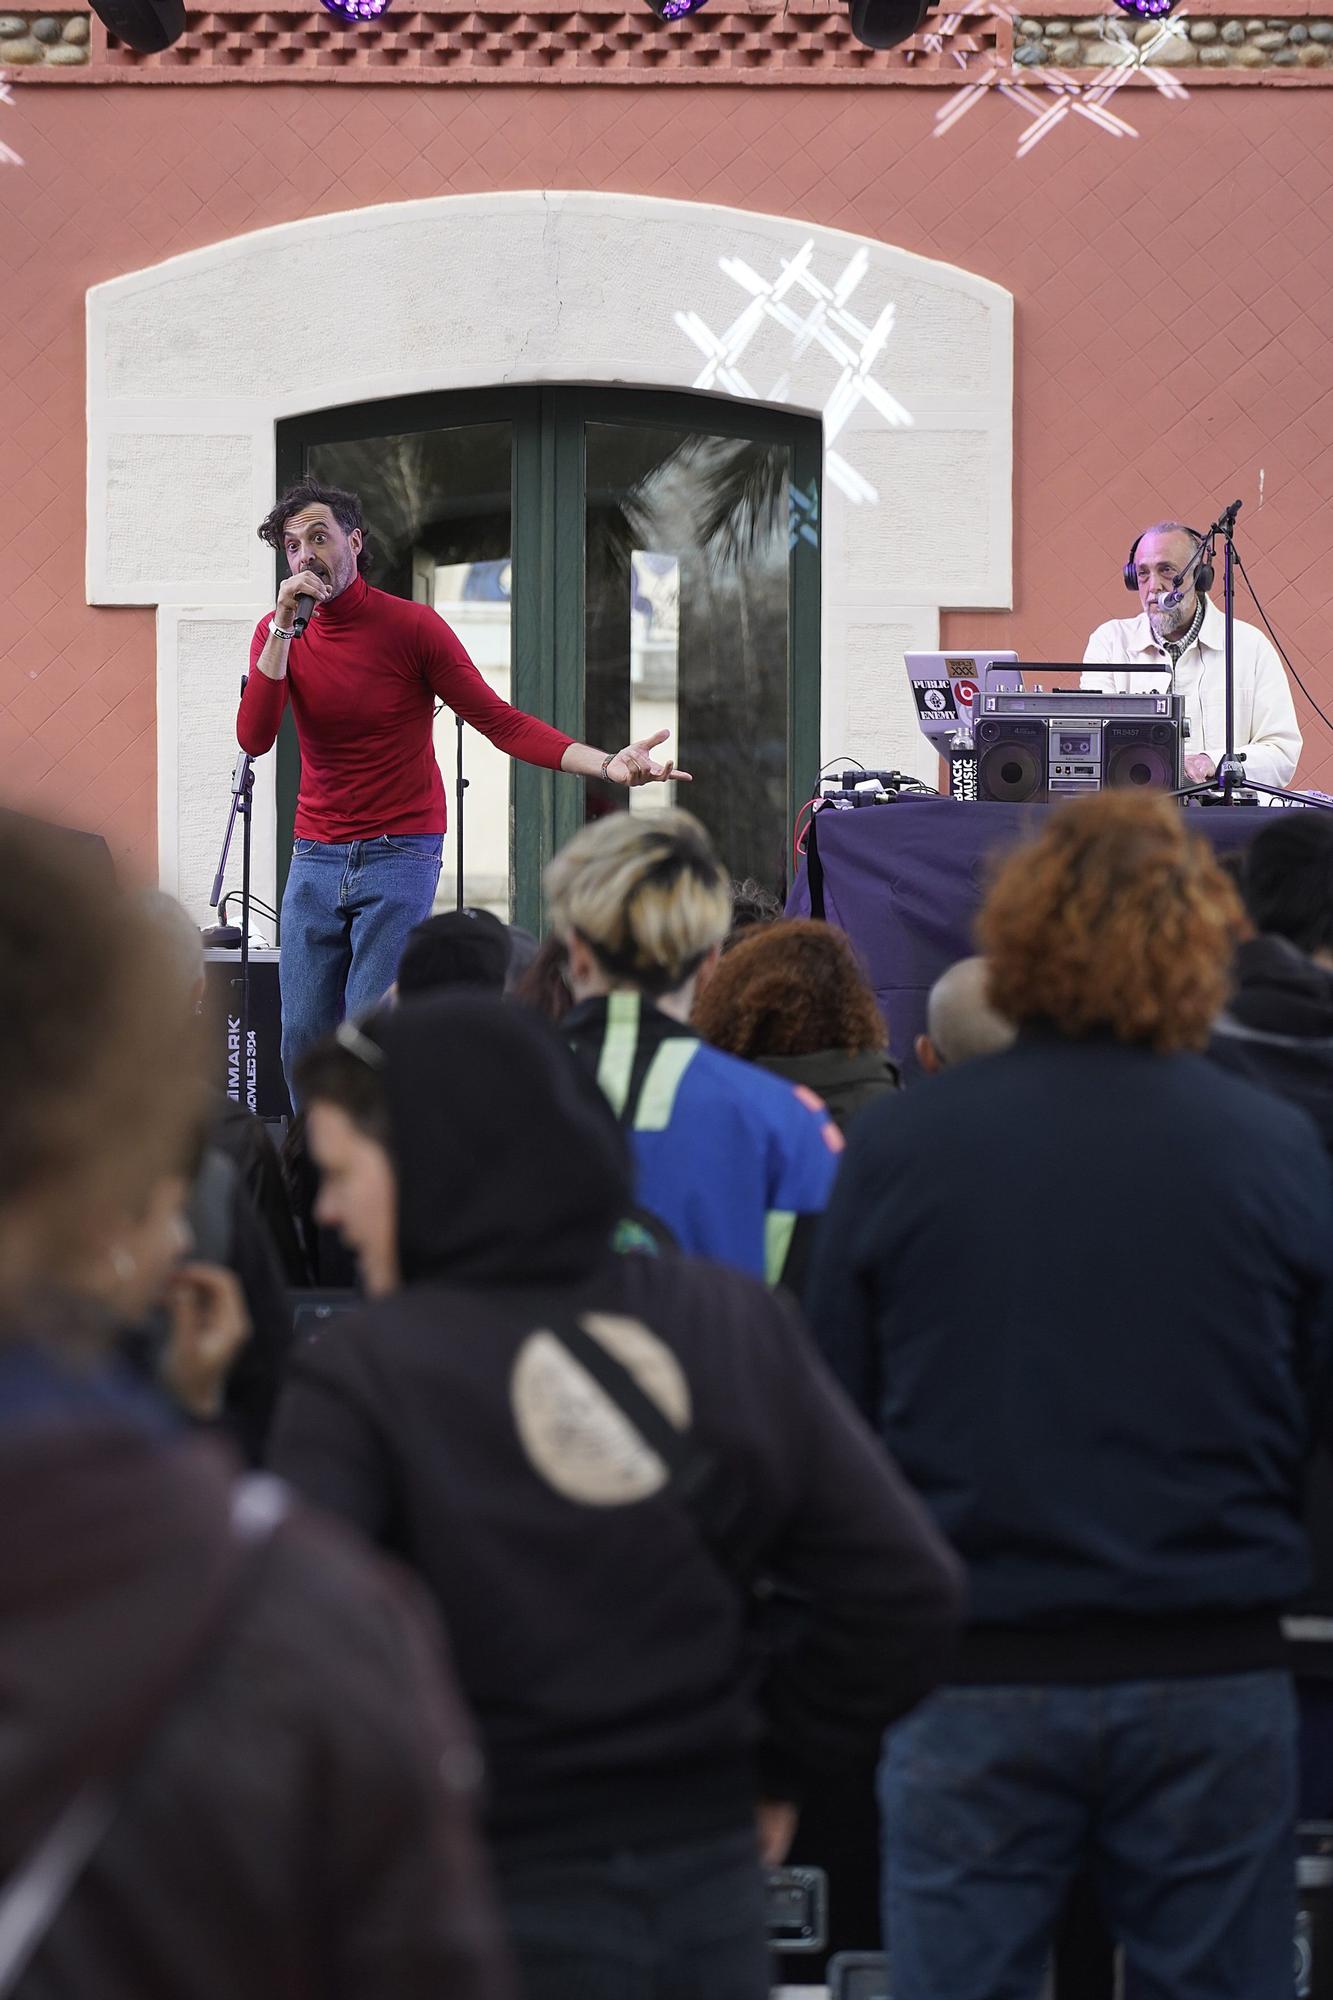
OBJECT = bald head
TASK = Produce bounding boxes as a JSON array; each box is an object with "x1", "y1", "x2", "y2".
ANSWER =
[{"x1": 917, "y1": 956, "x2": 1016, "y2": 1074}]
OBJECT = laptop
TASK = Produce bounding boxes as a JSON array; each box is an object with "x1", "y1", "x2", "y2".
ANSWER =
[{"x1": 905, "y1": 650, "x2": 1021, "y2": 750}]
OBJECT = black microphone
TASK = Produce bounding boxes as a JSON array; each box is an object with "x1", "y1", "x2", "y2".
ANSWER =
[{"x1": 292, "y1": 594, "x2": 316, "y2": 635}]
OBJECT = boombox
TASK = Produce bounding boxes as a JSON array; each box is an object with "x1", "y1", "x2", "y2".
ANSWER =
[{"x1": 976, "y1": 694, "x2": 1184, "y2": 804}]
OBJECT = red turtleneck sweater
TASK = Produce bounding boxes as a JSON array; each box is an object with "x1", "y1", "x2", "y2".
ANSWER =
[{"x1": 237, "y1": 576, "x2": 573, "y2": 844}]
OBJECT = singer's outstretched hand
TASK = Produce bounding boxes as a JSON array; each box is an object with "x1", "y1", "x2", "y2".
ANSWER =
[{"x1": 605, "y1": 728, "x2": 693, "y2": 788}]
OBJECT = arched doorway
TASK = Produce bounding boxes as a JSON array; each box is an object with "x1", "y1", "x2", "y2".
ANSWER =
[{"x1": 86, "y1": 191, "x2": 1013, "y2": 920}]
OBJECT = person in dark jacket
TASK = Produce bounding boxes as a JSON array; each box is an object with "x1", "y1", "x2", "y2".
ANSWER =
[
  {"x1": 0, "y1": 811, "x2": 512, "y2": 2000},
  {"x1": 693, "y1": 918, "x2": 900, "y2": 1135},
  {"x1": 270, "y1": 992, "x2": 963, "y2": 2000},
  {"x1": 806, "y1": 791, "x2": 1333, "y2": 2000},
  {"x1": 1208, "y1": 811, "x2": 1333, "y2": 1157}
]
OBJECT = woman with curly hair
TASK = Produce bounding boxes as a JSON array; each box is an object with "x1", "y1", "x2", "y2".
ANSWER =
[
  {"x1": 807, "y1": 790, "x2": 1333, "y2": 2000},
  {"x1": 693, "y1": 919, "x2": 898, "y2": 1133}
]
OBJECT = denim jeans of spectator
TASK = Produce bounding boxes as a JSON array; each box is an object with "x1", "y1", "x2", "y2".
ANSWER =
[
  {"x1": 494, "y1": 1825, "x2": 770, "y2": 2000},
  {"x1": 279, "y1": 834, "x2": 442, "y2": 1095},
  {"x1": 880, "y1": 1672, "x2": 1297, "y2": 2000}
]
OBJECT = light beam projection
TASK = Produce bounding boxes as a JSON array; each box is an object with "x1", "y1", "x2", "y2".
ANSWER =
[
  {"x1": 674, "y1": 240, "x2": 913, "y2": 506},
  {"x1": 935, "y1": 11, "x2": 1192, "y2": 156},
  {"x1": 0, "y1": 73, "x2": 23, "y2": 168},
  {"x1": 904, "y1": 0, "x2": 1010, "y2": 65},
  {"x1": 789, "y1": 479, "x2": 820, "y2": 553}
]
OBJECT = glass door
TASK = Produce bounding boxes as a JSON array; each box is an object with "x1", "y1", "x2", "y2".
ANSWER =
[{"x1": 581, "y1": 418, "x2": 799, "y2": 890}]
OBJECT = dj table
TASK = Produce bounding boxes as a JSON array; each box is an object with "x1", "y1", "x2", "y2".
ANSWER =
[{"x1": 786, "y1": 798, "x2": 1269, "y2": 1081}]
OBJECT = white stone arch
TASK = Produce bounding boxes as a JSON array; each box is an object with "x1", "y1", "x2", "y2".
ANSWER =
[{"x1": 86, "y1": 191, "x2": 1013, "y2": 917}]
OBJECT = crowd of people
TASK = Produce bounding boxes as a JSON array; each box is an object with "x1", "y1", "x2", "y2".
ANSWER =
[{"x1": 4, "y1": 789, "x2": 1333, "y2": 1999}]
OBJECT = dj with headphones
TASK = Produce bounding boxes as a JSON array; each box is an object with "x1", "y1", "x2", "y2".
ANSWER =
[{"x1": 1081, "y1": 520, "x2": 1301, "y2": 791}]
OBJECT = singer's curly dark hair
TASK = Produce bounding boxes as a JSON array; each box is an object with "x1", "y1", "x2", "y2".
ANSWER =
[{"x1": 257, "y1": 481, "x2": 371, "y2": 574}]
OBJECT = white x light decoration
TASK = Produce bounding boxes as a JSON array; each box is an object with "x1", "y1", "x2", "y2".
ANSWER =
[
  {"x1": 675, "y1": 239, "x2": 913, "y2": 506},
  {"x1": 935, "y1": 11, "x2": 1191, "y2": 156},
  {"x1": 0, "y1": 73, "x2": 23, "y2": 168}
]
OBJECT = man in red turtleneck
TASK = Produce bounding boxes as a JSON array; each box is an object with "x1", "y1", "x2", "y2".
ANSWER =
[{"x1": 238, "y1": 481, "x2": 687, "y2": 1096}]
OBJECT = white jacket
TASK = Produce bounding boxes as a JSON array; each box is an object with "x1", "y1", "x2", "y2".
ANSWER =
[{"x1": 1081, "y1": 596, "x2": 1301, "y2": 790}]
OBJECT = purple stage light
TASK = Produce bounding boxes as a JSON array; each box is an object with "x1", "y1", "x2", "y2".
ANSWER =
[
  {"x1": 1111, "y1": 0, "x2": 1175, "y2": 16},
  {"x1": 320, "y1": 0, "x2": 395, "y2": 21}
]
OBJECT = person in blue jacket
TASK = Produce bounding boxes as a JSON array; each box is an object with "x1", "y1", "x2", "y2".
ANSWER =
[{"x1": 549, "y1": 809, "x2": 843, "y2": 1288}]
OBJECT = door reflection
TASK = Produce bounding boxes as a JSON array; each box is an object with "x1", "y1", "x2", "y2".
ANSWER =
[{"x1": 585, "y1": 424, "x2": 792, "y2": 893}]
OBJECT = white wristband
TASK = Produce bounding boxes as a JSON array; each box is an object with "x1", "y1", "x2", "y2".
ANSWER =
[{"x1": 270, "y1": 621, "x2": 296, "y2": 641}]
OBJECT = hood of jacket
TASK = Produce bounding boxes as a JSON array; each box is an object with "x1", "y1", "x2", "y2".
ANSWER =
[
  {"x1": 376, "y1": 993, "x2": 632, "y2": 1287},
  {"x1": 1221, "y1": 935, "x2": 1333, "y2": 1043},
  {"x1": 757, "y1": 1047, "x2": 901, "y2": 1092},
  {"x1": 0, "y1": 1340, "x2": 251, "y2": 1870}
]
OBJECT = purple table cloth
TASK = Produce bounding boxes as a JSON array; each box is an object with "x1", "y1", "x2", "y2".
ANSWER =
[{"x1": 786, "y1": 797, "x2": 1268, "y2": 1078}]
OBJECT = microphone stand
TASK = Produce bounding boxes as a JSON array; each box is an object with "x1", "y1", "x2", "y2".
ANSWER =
[
  {"x1": 1173, "y1": 501, "x2": 1330, "y2": 810},
  {"x1": 455, "y1": 713, "x2": 469, "y2": 910},
  {"x1": 209, "y1": 739, "x2": 256, "y2": 1111}
]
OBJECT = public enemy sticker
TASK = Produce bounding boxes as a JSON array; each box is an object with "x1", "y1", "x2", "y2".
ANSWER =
[{"x1": 913, "y1": 680, "x2": 958, "y2": 721}]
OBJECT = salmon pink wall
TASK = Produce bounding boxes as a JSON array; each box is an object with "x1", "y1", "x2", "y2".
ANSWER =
[{"x1": 2, "y1": 76, "x2": 1331, "y2": 870}]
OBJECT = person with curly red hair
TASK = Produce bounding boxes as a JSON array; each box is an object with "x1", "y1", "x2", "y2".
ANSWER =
[
  {"x1": 806, "y1": 790, "x2": 1333, "y2": 2000},
  {"x1": 693, "y1": 919, "x2": 899, "y2": 1134}
]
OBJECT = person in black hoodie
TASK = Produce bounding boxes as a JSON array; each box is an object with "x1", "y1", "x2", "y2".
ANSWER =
[
  {"x1": 270, "y1": 992, "x2": 963, "y2": 2000},
  {"x1": 807, "y1": 792, "x2": 1333, "y2": 2000},
  {"x1": 0, "y1": 811, "x2": 512, "y2": 2000}
]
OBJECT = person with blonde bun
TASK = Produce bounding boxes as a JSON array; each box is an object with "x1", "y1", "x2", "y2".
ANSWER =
[{"x1": 549, "y1": 809, "x2": 843, "y2": 1287}]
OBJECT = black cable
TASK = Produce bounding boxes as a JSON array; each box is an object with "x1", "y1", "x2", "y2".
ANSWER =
[
  {"x1": 1233, "y1": 548, "x2": 1333, "y2": 743},
  {"x1": 820, "y1": 753, "x2": 864, "y2": 774},
  {"x1": 218, "y1": 893, "x2": 278, "y2": 927}
]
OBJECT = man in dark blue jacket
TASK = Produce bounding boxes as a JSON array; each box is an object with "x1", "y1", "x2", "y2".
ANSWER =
[{"x1": 808, "y1": 792, "x2": 1333, "y2": 2000}]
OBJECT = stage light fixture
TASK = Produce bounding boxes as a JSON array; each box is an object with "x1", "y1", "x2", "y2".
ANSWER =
[
  {"x1": 87, "y1": 0, "x2": 185, "y2": 53},
  {"x1": 846, "y1": 0, "x2": 934, "y2": 46},
  {"x1": 320, "y1": 0, "x2": 397, "y2": 19},
  {"x1": 1110, "y1": 0, "x2": 1176, "y2": 17}
]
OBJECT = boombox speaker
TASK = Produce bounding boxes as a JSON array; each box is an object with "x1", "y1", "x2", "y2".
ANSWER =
[
  {"x1": 977, "y1": 717, "x2": 1047, "y2": 804},
  {"x1": 1104, "y1": 718, "x2": 1181, "y2": 793}
]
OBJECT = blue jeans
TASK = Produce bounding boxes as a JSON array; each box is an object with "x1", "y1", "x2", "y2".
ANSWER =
[
  {"x1": 880, "y1": 1673, "x2": 1298, "y2": 2000},
  {"x1": 495, "y1": 1827, "x2": 770, "y2": 2000},
  {"x1": 279, "y1": 834, "x2": 442, "y2": 1095}
]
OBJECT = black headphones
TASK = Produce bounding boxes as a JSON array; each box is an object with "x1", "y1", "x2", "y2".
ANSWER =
[{"x1": 1124, "y1": 526, "x2": 1213, "y2": 595}]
